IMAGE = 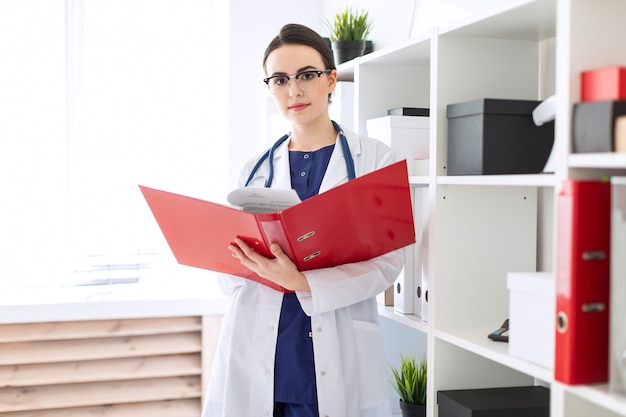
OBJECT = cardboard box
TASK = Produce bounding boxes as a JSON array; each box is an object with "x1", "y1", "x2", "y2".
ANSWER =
[
  {"x1": 581, "y1": 66, "x2": 626, "y2": 102},
  {"x1": 507, "y1": 272, "x2": 555, "y2": 369},
  {"x1": 437, "y1": 386, "x2": 549, "y2": 417},
  {"x1": 446, "y1": 98, "x2": 554, "y2": 175},
  {"x1": 572, "y1": 100, "x2": 626, "y2": 153},
  {"x1": 367, "y1": 115, "x2": 429, "y2": 176},
  {"x1": 616, "y1": 116, "x2": 626, "y2": 152}
]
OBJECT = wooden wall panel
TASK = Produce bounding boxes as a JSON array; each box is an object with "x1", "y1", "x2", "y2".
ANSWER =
[
  {"x1": 0, "y1": 353, "x2": 201, "y2": 387},
  {"x1": 0, "y1": 332, "x2": 201, "y2": 365},
  {"x1": 0, "y1": 398, "x2": 201, "y2": 417},
  {"x1": 0, "y1": 315, "x2": 222, "y2": 416},
  {"x1": 0, "y1": 317, "x2": 202, "y2": 343},
  {"x1": 0, "y1": 376, "x2": 200, "y2": 412}
]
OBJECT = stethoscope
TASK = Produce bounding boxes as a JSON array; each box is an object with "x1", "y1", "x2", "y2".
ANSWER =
[{"x1": 245, "y1": 120, "x2": 356, "y2": 187}]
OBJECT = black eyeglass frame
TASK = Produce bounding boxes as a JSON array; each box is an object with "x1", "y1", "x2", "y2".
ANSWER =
[{"x1": 263, "y1": 69, "x2": 332, "y2": 88}]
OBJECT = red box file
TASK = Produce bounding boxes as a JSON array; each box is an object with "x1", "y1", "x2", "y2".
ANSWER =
[
  {"x1": 581, "y1": 66, "x2": 626, "y2": 102},
  {"x1": 555, "y1": 180, "x2": 611, "y2": 384},
  {"x1": 140, "y1": 160, "x2": 416, "y2": 292}
]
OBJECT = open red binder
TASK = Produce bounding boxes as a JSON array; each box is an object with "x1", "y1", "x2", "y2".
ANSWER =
[{"x1": 140, "y1": 160, "x2": 416, "y2": 292}]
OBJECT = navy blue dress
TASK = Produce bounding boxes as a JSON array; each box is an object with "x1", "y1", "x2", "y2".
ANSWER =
[{"x1": 273, "y1": 144, "x2": 334, "y2": 417}]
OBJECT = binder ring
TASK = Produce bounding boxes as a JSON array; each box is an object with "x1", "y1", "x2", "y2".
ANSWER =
[
  {"x1": 297, "y1": 231, "x2": 315, "y2": 242},
  {"x1": 557, "y1": 311, "x2": 568, "y2": 333},
  {"x1": 581, "y1": 302, "x2": 605, "y2": 312},
  {"x1": 303, "y1": 251, "x2": 321, "y2": 262},
  {"x1": 582, "y1": 250, "x2": 606, "y2": 261}
]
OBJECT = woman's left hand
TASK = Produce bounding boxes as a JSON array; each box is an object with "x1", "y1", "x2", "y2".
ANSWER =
[{"x1": 229, "y1": 237, "x2": 311, "y2": 292}]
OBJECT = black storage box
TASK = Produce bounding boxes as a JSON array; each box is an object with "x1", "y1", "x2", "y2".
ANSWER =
[
  {"x1": 446, "y1": 98, "x2": 554, "y2": 175},
  {"x1": 437, "y1": 386, "x2": 550, "y2": 417},
  {"x1": 572, "y1": 100, "x2": 626, "y2": 152}
]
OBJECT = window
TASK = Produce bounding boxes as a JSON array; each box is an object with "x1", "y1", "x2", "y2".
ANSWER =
[{"x1": 0, "y1": 0, "x2": 228, "y2": 289}]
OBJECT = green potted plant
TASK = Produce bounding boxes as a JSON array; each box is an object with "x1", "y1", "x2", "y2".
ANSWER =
[
  {"x1": 389, "y1": 353, "x2": 427, "y2": 417},
  {"x1": 323, "y1": 5, "x2": 373, "y2": 65}
]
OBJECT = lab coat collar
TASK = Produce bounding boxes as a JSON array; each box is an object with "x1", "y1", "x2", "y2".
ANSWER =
[
  {"x1": 320, "y1": 126, "x2": 361, "y2": 192},
  {"x1": 269, "y1": 124, "x2": 362, "y2": 193}
]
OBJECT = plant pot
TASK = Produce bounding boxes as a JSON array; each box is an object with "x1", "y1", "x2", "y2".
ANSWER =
[
  {"x1": 331, "y1": 40, "x2": 366, "y2": 65},
  {"x1": 399, "y1": 400, "x2": 426, "y2": 417}
]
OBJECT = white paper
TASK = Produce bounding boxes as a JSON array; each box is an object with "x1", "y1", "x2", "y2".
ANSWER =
[{"x1": 227, "y1": 187, "x2": 301, "y2": 214}]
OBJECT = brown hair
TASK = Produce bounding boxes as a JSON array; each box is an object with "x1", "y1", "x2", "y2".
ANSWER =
[{"x1": 263, "y1": 23, "x2": 335, "y2": 73}]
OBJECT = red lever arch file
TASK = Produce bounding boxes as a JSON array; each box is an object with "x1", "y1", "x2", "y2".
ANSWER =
[
  {"x1": 140, "y1": 160, "x2": 416, "y2": 292},
  {"x1": 555, "y1": 180, "x2": 611, "y2": 384}
]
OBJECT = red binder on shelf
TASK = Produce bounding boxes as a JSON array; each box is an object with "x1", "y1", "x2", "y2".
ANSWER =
[
  {"x1": 555, "y1": 180, "x2": 611, "y2": 384},
  {"x1": 140, "y1": 160, "x2": 416, "y2": 292}
]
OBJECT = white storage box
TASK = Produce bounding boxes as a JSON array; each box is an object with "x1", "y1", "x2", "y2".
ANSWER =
[
  {"x1": 507, "y1": 272, "x2": 555, "y2": 369},
  {"x1": 366, "y1": 115, "x2": 429, "y2": 175}
]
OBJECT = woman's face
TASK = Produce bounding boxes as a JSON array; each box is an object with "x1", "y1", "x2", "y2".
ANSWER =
[{"x1": 264, "y1": 44, "x2": 337, "y2": 128}]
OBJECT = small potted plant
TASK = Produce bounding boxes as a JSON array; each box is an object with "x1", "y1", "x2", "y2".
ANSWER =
[
  {"x1": 389, "y1": 353, "x2": 427, "y2": 417},
  {"x1": 323, "y1": 5, "x2": 373, "y2": 65}
]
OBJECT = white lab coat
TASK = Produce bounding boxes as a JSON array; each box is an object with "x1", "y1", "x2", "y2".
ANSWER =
[{"x1": 203, "y1": 126, "x2": 402, "y2": 417}]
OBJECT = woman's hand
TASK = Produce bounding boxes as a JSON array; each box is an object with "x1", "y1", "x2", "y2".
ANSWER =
[{"x1": 228, "y1": 237, "x2": 311, "y2": 292}]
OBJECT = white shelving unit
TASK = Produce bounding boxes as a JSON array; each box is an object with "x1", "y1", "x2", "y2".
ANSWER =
[{"x1": 341, "y1": 0, "x2": 626, "y2": 415}]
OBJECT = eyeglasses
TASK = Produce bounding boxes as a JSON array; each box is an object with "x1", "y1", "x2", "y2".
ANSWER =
[{"x1": 263, "y1": 69, "x2": 332, "y2": 95}]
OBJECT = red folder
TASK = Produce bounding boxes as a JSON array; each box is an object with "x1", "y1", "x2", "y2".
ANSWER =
[
  {"x1": 140, "y1": 160, "x2": 416, "y2": 292},
  {"x1": 555, "y1": 180, "x2": 611, "y2": 384}
]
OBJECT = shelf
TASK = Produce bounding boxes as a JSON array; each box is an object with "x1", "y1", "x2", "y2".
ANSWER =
[
  {"x1": 440, "y1": 0, "x2": 557, "y2": 41},
  {"x1": 569, "y1": 153, "x2": 626, "y2": 169},
  {"x1": 437, "y1": 173, "x2": 556, "y2": 187},
  {"x1": 336, "y1": 34, "x2": 431, "y2": 82},
  {"x1": 359, "y1": 34, "x2": 430, "y2": 68},
  {"x1": 564, "y1": 384, "x2": 626, "y2": 416},
  {"x1": 408, "y1": 176, "x2": 430, "y2": 187},
  {"x1": 434, "y1": 326, "x2": 553, "y2": 383},
  {"x1": 336, "y1": 60, "x2": 355, "y2": 82},
  {"x1": 378, "y1": 306, "x2": 428, "y2": 334}
]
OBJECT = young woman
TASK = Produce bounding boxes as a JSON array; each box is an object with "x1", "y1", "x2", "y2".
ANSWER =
[{"x1": 203, "y1": 23, "x2": 402, "y2": 417}]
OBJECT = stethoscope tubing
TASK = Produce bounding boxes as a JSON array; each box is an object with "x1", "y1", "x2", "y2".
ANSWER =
[{"x1": 245, "y1": 120, "x2": 355, "y2": 187}]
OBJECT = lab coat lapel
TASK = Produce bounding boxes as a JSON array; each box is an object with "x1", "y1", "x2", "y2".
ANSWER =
[{"x1": 319, "y1": 129, "x2": 361, "y2": 193}]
